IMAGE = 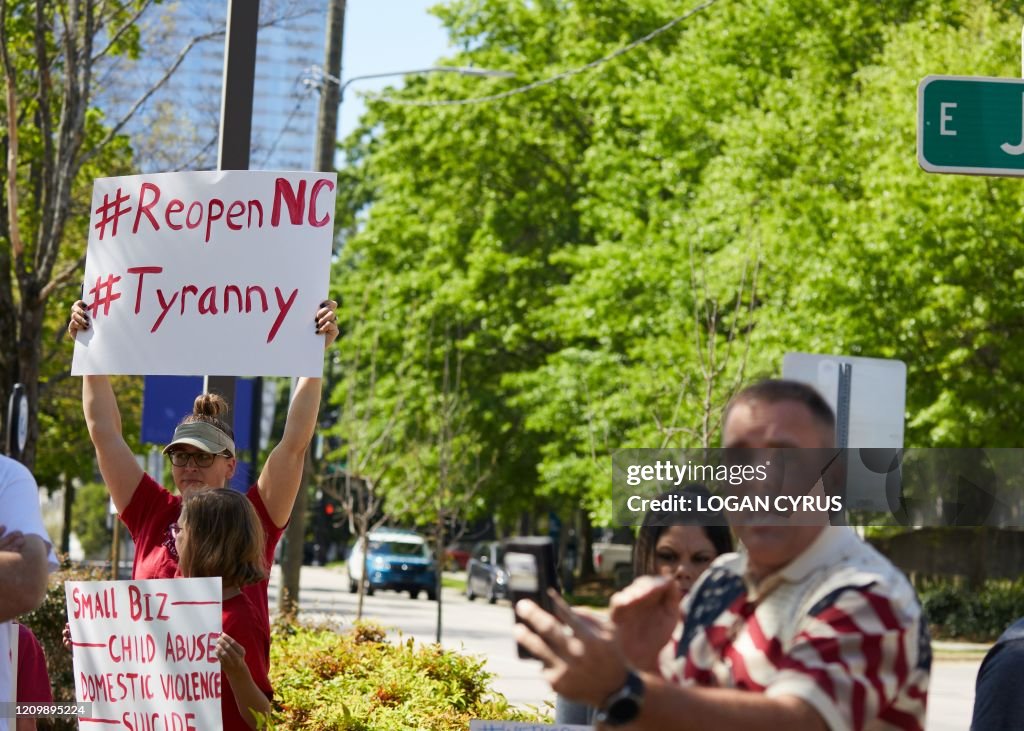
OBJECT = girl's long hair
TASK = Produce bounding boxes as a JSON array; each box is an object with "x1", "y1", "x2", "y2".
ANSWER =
[{"x1": 179, "y1": 488, "x2": 265, "y2": 587}]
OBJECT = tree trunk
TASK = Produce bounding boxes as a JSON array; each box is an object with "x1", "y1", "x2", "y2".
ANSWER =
[
  {"x1": 61, "y1": 473, "x2": 75, "y2": 555},
  {"x1": 435, "y1": 516, "x2": 444, "y2": 643},
  {"x1": 278, "y1": 449, "x2": 312, "y2": 617},
  {"x1": 16, "y1": 294, "x2": 45, "y2": 468},
  {"x1": 355, "y1": 528, "x2": 368, "y2": 619}
]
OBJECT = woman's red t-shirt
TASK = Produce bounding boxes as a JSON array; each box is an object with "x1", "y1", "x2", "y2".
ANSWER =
[{"x1": 119, "y1": 473, "x2": 284, "y2": 639}]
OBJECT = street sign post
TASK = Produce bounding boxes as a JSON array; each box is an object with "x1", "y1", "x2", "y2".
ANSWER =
[
  {"x1": 782, "y1": 353, "x2": 906, "y2": 512},
  {"x1": 918, "y1": 75, "x2": 1024, "y2": 176}
]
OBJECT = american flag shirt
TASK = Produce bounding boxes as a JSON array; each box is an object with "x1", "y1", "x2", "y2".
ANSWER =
[{"x1": 666, "y1": 527, "x2": 930, "y2": 731}]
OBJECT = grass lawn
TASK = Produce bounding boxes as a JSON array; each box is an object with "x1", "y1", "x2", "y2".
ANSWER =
[{"x1": 442, "y1": 574, "x2": 466, "y2": 592}]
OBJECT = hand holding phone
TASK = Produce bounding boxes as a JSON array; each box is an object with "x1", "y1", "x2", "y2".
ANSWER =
[{"x1": 506, "y1": 536, "x2": 560, "y2": 659}]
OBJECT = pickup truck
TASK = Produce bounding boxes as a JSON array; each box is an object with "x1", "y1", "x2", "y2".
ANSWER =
[{"x1": 592, "y1": 529, "x2": 634, "y2": 588}]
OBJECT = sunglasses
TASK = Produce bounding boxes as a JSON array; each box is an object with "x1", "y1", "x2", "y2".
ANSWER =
[{"x1": 167, "y1": 451, "x2": 229, "y2": 468}]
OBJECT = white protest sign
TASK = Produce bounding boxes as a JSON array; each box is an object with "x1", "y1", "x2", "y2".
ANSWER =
[
  {"x1": 71, "y1": 170, "x2": 336, "y2": 377},
  {"x1": 470, "y1": 722, "x2": 591, "y2": 731},
  {"x1": 66, "y1": 578, "x2": 222, "y2": 730}
]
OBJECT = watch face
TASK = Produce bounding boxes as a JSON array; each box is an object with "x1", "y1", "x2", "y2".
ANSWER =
[
  {"x1": 608, "y1": 697, "x2": 640, "y2": 724},
  {"x1": 598, "y1": 670, "x2": 645, "y2": 726}
]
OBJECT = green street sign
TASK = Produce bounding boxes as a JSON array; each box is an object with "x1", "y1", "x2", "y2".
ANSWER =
[{"x1": 918, "y1": 75, "x2": 1024, "y2": 176}]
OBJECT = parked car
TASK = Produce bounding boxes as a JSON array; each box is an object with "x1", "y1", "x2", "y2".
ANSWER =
[
  {"x1": 347, "y1": 529, "x2": 438, "y2": 600},
  {"x1": 592, "y1": 527, "x2": 635, "y2": 588},
  {"x1": 465, "y1": 541, "x2": 509, "y2": 603},
  {"x1": 444, "y1": 541, "x2": 474, "y2": 571}
]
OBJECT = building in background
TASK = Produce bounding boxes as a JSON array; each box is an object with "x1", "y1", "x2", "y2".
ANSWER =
[{"x1": 95, "y1": 0, "x2": 327, "y2": 173}]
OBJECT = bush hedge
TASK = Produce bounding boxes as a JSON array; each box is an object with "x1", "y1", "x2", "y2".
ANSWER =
[
  {"x1": 269, "y1": 620, "x2": 547, "y2": 730},
  {"x1": 919, "y1": 577, "x2": 1024, "y2": 642}
]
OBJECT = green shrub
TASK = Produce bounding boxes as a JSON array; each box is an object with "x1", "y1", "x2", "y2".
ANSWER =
[
  {"x1": 269, "y1": 619, "x2": 548, "y2": 730},
  {"x1": 920, "y1": 577, "x2": 1024, "y2": 642},
  {"x1": 72, "y1": 482, "x2": 115, "y2": 559}
]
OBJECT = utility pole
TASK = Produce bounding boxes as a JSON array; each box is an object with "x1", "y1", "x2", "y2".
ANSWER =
[
  {"x1": 203, "y1": 0, "x2": 260, "y2": 430},
  {"x1": 315, "y1": 1, "x2": 346, "y2": 173},
  {"x1": 279, "y1": 0, "x2": 346, "y2": 618}
]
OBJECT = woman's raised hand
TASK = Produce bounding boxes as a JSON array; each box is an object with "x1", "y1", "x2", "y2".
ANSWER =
[{"x1": 67, "y1": 300, "x2": 91, "y2": 339}]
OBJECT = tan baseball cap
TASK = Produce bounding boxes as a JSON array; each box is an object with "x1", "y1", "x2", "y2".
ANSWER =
[{"x1": 162, "y1": 421, "x2": 235, "y2": 458}]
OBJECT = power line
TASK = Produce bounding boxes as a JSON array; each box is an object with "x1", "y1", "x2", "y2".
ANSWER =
[
  {"x1": 258, "y1": 70, "x2": 317, "y2": 167},
  {"x1": 378, "y1": 0, "x2": 720, "y2": 108}
]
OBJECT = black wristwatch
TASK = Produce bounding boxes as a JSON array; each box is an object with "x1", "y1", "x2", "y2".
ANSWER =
[{"x1": 594, "y1": 669, "x2": 645, "y2": 727}]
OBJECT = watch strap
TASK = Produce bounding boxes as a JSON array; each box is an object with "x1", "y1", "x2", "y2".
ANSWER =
[{"x1": 594, "y1": 668, "x2": 645, "y2": 726}]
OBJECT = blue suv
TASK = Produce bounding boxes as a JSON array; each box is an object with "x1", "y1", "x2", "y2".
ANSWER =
[{"x1": 347, "y1": 529, "x2": 438, "y2": 600}]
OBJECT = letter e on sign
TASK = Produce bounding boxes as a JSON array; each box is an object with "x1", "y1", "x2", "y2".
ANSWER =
[{"x1": 940, "y1": 102, "x2": 957, "y2": 136}]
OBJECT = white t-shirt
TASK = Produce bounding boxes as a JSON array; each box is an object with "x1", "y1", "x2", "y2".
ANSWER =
[
  {"x1": 0, "y1": 456, "x2": 57, "y2": 570},
  {"x1": 0, "y1": 456, "x2": 58, "y2": 730}
]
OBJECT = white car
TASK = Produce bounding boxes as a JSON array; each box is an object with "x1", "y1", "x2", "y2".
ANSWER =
[{"x1": 347, "y1": 529, "x2": 438, "y2": 600}]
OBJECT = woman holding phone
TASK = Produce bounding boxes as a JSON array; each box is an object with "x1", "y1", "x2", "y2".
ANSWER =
[{"x1": 554, "y1": 484, "x2": 732, "y2": 724}]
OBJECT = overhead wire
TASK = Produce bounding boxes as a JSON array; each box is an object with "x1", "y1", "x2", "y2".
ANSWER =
[
  {"x1": 376, "y1": 0, "x2": 720, "y2": 108},
  {"x1": 258, "y1": 68, "x2": 318, "y2": 167}
]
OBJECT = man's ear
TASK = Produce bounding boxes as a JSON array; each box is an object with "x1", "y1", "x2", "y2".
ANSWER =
[{"x1": 225, "y1": 457, "x2": 237, "y2": 481}]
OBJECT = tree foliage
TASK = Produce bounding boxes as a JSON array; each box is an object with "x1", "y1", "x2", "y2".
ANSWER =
[
  {"x1": 330, "y1": 0, "x2": 1024, "y2": 528},
  {"x1": 0, "y1": 0, "x2": 143, "y2": 475}
]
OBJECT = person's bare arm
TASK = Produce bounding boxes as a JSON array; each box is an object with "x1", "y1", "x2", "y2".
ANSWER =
[
  {"x1": 0, "y1": 535, "x2": 48, "y2": 621},
  {"x1": 71, "y1": 301, "x2": 143, "y2": 513},
  {"x1": 514, "y1": 594, "x2": 827, "y2": 731},
  {"x1": 217, "y1": 634, "x2": 272, "y2": 729},
  {"x1": 82, "y1": 375, "x2": 143, "y2": 513},
  {"x1": 615, "y1": 674, "x2": 827, "y2": 731},
  {"x1": 257, "y1": 301, "x2": 338, "y2": 527}
]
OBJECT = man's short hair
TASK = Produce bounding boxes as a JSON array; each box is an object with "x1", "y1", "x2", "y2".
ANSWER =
[{"x1": 725, "y1": 379, "x2": 836, "y2": 432}]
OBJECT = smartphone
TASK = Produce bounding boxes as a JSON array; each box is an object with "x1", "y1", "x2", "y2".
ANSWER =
[{"x1": 506, "y1": 536, "x2": 560, "y2": 659}]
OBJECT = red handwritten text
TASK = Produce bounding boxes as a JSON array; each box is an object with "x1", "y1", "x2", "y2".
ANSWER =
[
  {"x1": 159, "y1": 671, "x2": 222, "y2": 701},
  {"x1": 126, "y1": 266, "x2": 298, "y2": 343},
  {"x1": 128, "y1": 586, "x2": 170, "y2": 622},
  {"x1": 122, "y1": 711, "x2": 198, "y2": 731},
  {"x1": 123, "y1": 176, "x2": 334, "y2": 243},
  {"x1": 163, "y1": 632, "x2": 219, "y2": 664},
  {"x1": 71, "y1": 586, "x2": 118, "y2": 620},
  {"x1": 78, "y1": 671, "x2": 155, "y2": 702},
  {"x1": 109, "y1": 633, "x2": 158, "y2": 663}
]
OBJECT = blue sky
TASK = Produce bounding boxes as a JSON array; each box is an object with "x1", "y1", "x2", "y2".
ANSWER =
[{"x1": 338, "y1": 1, "x2": 452, "y2": 137}]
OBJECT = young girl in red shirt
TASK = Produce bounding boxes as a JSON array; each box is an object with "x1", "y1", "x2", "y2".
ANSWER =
[{"x1": 174, "y1": 488, "x2": 272, "y2": 730}]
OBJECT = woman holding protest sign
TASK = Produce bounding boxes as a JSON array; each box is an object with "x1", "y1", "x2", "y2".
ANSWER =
[
  {"x1": 175, "y1": 488, "x2": 273, "y2": 730},
  {"x1": 66, "y1": 297, "x2": 338, "y2": 634}
]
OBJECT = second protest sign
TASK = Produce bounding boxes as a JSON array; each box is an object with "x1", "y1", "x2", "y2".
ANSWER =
[{"x1": 66, "y1": 577, "x2": 222, "y2": 730}]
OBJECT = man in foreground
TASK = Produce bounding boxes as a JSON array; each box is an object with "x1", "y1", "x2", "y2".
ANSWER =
[
  {"x1": 0, "y1": 454, "x2": 58, "y2": 731},
  {"x1": 516, "y1": 379, "x2": 930, "y2": 730}
]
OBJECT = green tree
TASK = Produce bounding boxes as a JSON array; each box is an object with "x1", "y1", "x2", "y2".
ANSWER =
[
  {"x1": 72, "y1": 480, "x2": 113, "y2": 558},
  {"x1": 0, "y1": 0, "x2": 143, "y2": 470},
  {"x1": 332, "y1": 0, "x2": 1024, "y2": 542}
]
